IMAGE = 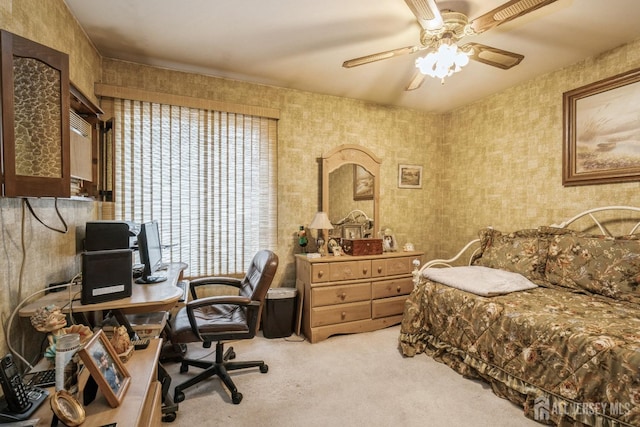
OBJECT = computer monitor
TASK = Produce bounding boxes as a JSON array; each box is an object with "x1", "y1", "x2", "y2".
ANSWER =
[{"x1": 135, "y1": 220, "x2": 167, "y2": 284}]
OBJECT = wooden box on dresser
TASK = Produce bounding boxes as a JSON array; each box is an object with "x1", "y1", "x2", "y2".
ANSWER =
[{"x1": 295, "y1": 251, "x2": 423, "y2": 343}]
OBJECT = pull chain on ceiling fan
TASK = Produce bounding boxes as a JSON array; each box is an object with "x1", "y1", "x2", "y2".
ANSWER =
[{"x1": 342, "y1": 0, "x2": 559, "y2": 90}]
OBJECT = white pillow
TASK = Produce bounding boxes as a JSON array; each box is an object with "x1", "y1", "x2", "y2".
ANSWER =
[{"x1": 423, "y1": 266, "x2": 538, "y2": 296}]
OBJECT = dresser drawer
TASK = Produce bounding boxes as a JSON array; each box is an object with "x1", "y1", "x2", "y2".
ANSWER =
[
  {"x1": 296, "y1": 251, "x2": 423, "y2": 343},
  {"x1": 371, "y1": 277, "x2": 414, "y2": 299},
  {"x1": 329, "y1": 260, "x2": 371, "y2": 281},
  {"x1": 371, "y1": 295, "x2": 407, "y2": 319},
  {"x1": 311, "y1": 263, "x2": 331, "y2": 283},
  {"x1": 311, "y1": 301, "x2": 371, "y2": 327},
  {"x1": 371, "y1": 256, "x2": 419, "y2": 277},
  {"x1": 311, "y1": 282, "x2": 371, "y2": 307}
]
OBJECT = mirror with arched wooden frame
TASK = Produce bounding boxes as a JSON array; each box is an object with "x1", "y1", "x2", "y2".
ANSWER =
[{"x1": 322, "y1": 144, "x2": 381, "y2": 238}]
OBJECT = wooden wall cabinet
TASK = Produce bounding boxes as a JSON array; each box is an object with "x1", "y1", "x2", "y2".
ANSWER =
[
  {"x1": 296, "y1": 251, "x2": 423, "y2": 343},
  {"x1": 0, "y1": 30, "x2": 70, "y2": 197}
]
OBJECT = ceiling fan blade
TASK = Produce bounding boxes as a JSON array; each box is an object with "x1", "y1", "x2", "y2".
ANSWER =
[
  {"x1": 405, "y1": 70, "x2": 426, "y2": 91},
  {"x1": 470, "y1": 0, "x2": 559, "y2": 34},
  {"x1": 404, "y1": 0, "x2": 444, "y2": 30},
  {"x1": 461, "y1": 43, "x2": 524, "y2": 70},
  {"x1": 342, "y1": 45, "x2": 423, "y2": 68}
]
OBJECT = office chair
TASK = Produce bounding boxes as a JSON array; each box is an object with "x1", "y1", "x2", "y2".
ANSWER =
[{"x1": 171, "y1": 250, "x2": 279, "y2": 404}]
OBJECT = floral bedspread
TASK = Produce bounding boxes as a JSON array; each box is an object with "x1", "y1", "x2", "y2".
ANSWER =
[{"x1": 399, "y1": 279, "x2": 640, "y2": 426}]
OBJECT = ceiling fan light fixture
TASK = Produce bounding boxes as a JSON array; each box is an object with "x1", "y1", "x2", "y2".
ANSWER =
[
  {"x1": 415, "y1": 42, "x2": 470, "y2": 82},
  {"x1": 344, "y1": 0, "x2": 559, "y2": 91}
]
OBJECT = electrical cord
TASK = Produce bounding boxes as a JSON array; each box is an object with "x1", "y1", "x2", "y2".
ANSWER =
[
  {"x1": 67, "y1": 275, "x2": 84, "y2": 325},
  {"x1": 9, "y1": 198, "x2": 72, "y2": 370},
  {"x1": 4, "y1": 279, "x2": 79, "y2": 371},
  {"x1": 22, "y1": 198, "x2": 69, "y2": 234}
]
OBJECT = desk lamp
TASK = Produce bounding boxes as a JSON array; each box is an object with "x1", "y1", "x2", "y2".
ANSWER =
[{"x1": 309, "y1": 212, "x2": 334, "y2": 256}]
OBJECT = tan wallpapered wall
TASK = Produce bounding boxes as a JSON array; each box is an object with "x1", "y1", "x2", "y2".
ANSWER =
[
  {"x1": 0, "y1": 0, "x2": 102, "y2": 359},
  {"x1": 437, "y1": 38, "x2": 640, "y2": 258},
  {"x1": 2, "y1": 0, "x2": 640, "y2": 358},
  {"x1": 100, "y1": 36, "x2": 640, "y2": 287},
  {"x1": 99, "y1": 58, "x2": 441, "y2": 288}
]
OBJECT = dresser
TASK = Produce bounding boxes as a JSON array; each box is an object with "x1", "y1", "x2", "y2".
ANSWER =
[{"x1": 295, "y1": 251, "x2": 423, "y2": 343}]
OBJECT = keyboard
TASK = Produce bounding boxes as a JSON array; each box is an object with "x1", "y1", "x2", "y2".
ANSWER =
[{"x1": 23, "y1": 369, "x2": 55, "y2": 388}]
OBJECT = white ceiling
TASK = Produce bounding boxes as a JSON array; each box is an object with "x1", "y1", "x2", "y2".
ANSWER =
[{"x1": 64, "y1": 0, "x2": 640, "y2": 113}]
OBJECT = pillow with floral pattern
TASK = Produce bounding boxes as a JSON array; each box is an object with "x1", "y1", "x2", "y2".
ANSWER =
[
  {"x1": 542, "y1": 227, "x2": 640, "y2": 301},
  {"x1": 473, "y1": 228, "x2": 548, "y2": 282}
]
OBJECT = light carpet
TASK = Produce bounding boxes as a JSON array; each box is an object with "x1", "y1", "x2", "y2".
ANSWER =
[{"x1": 162, "y1": 325, "x2": 540, "y2": 426}]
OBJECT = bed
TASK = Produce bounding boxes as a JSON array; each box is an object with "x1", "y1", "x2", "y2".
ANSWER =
[{"x1": 399, "y1": 206, "x2": 640, "y2": 426}]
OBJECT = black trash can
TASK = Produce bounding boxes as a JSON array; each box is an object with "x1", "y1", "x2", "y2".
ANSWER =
[{"x1": 262, "y1": 288, "x2": 297, "y2": 338}]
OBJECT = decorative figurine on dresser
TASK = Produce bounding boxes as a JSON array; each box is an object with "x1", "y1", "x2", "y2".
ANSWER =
[{"x1": 298, "y1": 225, "x2": 308, "y2": 253}]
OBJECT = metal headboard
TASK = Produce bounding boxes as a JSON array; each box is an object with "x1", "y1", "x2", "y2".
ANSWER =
[
  {"x1": 413, "y1": 206, "x2": 640, "y2": 284},
  {"x1": 550, "y1": 206, "x2": 640, "y2": 236}
]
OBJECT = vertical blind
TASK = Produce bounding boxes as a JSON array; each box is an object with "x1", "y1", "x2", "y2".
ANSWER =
[{"x1": 112, "y1": 99, "x2": 278, "y2": 277}]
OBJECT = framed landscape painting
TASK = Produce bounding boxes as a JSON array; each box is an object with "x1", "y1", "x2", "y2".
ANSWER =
[
  {"x1": 353, "y1": 165, "x2": 374, "y2": 200},
  {"x1": 563, "y1": 67, "x2": 640, "y2": 186},
  {"x1": 398, "y1": 164, "x2": 423, "y2": 189}
]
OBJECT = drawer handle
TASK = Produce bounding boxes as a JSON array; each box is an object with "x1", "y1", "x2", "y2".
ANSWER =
[
  {"x1": 341, "y1": 311, "x2": 346, "y2": 319},
  {"x1": 396, "y1": 286, "x2": 401, "y2": 293},
  {"x1": 362, "y1": 267, "x2": 368, "y2": 274},
  {"x1": 340, "y1": 292, "x2": 347, "y2": 300},
  {"x1": 318, "y1": 270, "x2": 324, "y2": 278},
  {"x1": 377, "y1": 266, "x2": 383, "y2": 273}
]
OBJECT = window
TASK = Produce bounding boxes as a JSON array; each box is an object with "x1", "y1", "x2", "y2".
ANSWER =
[{"x1": 112, "y1": 99, "x2": 277, "y2": 277}]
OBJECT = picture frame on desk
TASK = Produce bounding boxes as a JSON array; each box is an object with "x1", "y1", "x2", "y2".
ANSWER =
[
  {"x1": 342, "y1": 224, "x2": 363, "y2": 239},
  {"x1": 77, "y1": 330, "x2": 130, "y2": 408}
]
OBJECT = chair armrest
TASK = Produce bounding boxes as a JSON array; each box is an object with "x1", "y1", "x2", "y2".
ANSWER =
[
  {"x1": 186, "y1": 295, "x2": 252, "y2": 311},
  {"x1": 189, "y1": 276, "x2": 243, "y2": 299},
  {"x1": 185, "y1": 297, "x2": 261, "y2": 341}
]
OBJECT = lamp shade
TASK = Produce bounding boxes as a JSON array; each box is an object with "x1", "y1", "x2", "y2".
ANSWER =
[{"x1": 309, "y1": 211, "x2": 334, "y2": 230}]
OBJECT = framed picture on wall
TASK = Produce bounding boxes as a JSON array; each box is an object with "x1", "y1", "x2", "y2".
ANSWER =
[
  {"x1": 353, "y1": 165, "x2": 374, "y2": 200},
  {"x1": 398, "y1": 164, "x2": 423, "y2": 189},
  {"x1": 563, "y1": 67, "x2": 640, "y2": 186}
]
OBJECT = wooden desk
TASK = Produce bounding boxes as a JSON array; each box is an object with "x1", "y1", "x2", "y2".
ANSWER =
[
  {"x1": 19, "y1": 263, "x2": 187, "y2": 425},
  {"x1": 31, "y1": 338, "x2": 164, "y2": 427},
  {"x1": 19, "y1": 262, "x2": 187, "y2": 318}
]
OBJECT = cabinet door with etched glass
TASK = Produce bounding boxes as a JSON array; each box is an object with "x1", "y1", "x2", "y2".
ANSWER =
[{"x1": 0, "y1": 30, "x2": 70, "y2": 197}]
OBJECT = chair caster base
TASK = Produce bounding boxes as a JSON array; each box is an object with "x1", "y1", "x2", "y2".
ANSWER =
[
  {"x1": 174, "y1": 390, "x2": 185, "y2": 403},
  {"x1": 224, "y1": 347, "x2": 236, "y2": 360},
  {"x1": 232, "y1": 392, "x2": 243, "y2": 404},
  {"x1": 260, "y1": 364, "x2": 268, "y2": 373},
  {"x1": 162, "y1": 412, "x2": 177, "y2": 422}
]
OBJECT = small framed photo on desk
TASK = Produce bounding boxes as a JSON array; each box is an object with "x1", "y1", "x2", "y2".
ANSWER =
[{"x1": 78, "y1": 330, "x2": 131, "y2": 407}]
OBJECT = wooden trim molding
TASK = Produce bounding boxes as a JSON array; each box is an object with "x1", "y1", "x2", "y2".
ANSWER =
[{"x1": 94, "y1": 83, "x2": 280, "y2": 119}]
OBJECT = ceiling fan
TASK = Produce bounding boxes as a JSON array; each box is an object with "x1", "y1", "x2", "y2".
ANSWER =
[{"x1": 342, "y1": 0, "x2": 559, "y2": 90}]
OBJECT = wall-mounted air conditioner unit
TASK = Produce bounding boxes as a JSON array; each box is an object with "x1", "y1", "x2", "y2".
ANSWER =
[{"x1": 70, "y1": 109, "x2": 92, "y2": 181}]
